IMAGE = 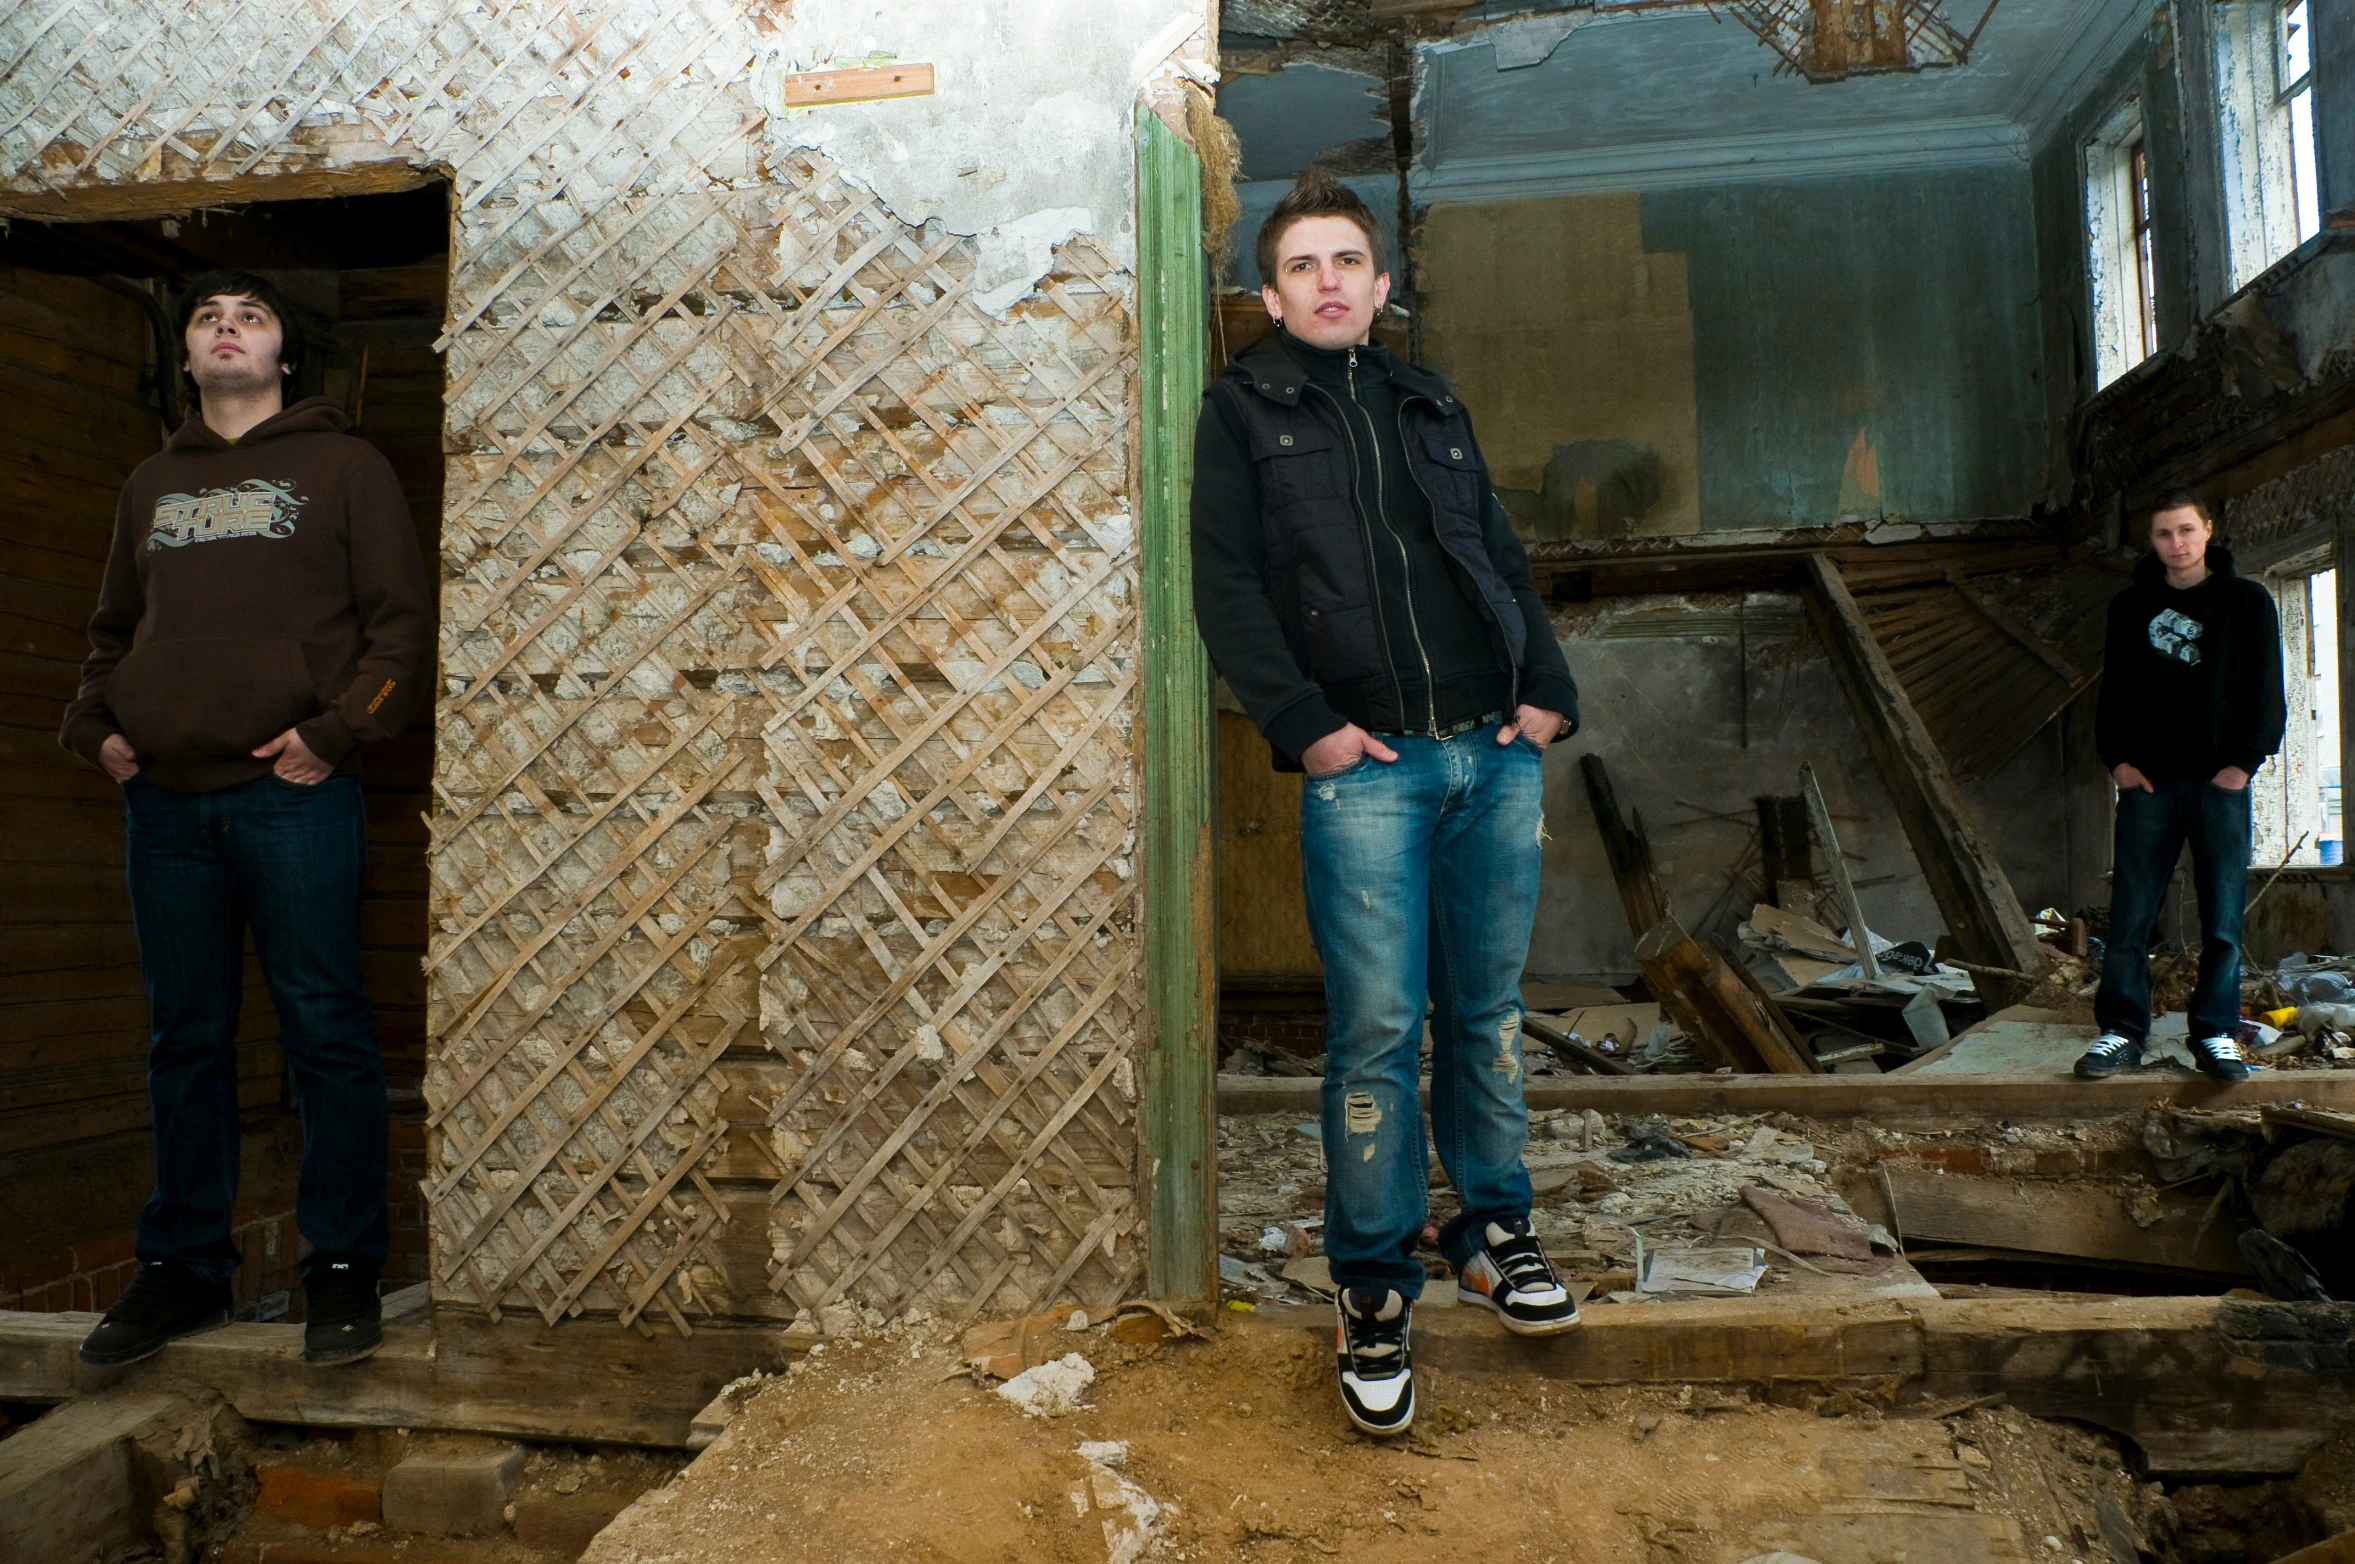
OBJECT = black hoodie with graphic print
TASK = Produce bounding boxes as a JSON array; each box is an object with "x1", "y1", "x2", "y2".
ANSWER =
[
  {"x1": 59, "y1": 398, "x2": 434, "y2": 794},
  {"x1": 2093, "y1": 543, "x2": 2285, "y2": 782}
]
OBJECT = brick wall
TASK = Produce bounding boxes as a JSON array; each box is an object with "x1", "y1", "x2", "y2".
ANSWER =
[{"x1": 0, "y1": 1208, "x2": 303, "y2": 1316}]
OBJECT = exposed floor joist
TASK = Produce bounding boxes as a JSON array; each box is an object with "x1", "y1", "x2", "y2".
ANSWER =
[{"x1": 1216, "y1": 1070, "x2": 2355, "y2": 1119}]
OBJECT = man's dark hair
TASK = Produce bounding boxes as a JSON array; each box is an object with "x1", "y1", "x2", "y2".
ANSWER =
[
  {"x1": 175, "y1": 269, "x2": 304, "y2": 393},
  {"x1": 1255, "y1": 168, "x2": 1387, "y2": 288},
  {"x1": 2151, "y1": 490, "x2": 2215, "y2": 527}
]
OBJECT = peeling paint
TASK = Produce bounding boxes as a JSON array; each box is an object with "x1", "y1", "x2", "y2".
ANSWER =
[{"x1": 760, "y1": 0, "x2": 1215, "y2": 310}]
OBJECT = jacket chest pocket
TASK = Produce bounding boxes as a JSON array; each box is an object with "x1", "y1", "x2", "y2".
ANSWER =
[
  {"x1": 1415, "y1": 428, "x2": 1487, "y2": 522},
  {"x1": 1249, "y1": 423, "x2": 1347, "y2": 515}
]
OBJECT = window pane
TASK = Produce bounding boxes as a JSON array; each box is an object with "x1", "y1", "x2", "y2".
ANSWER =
[
  {"x1": 2293, "y1": 86, "x2": 2322, "y2": 241},
  {"x1": 2287, "y1": 0, "x2": 2313, "y2": 83},
  {"x1": 2315, "y1": 569, "x2": 2342, "y2": 858}
]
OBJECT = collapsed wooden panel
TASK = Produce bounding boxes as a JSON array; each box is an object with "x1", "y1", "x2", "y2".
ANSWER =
[{"x1": 425, "y1": 162, "x2": 1142, "y2": 1335}]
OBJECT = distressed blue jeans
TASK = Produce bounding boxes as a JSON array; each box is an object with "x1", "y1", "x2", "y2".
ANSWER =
[
  {"x1": 2095, "y1": 776, "x2": 2253, "y2": 1043},
  {"x1": 1299, "y1": 725, "x2": 1546, "y2": 1298},
  {"x1": 123, "y1": 772, "x2": 389, "y2": 1281}
]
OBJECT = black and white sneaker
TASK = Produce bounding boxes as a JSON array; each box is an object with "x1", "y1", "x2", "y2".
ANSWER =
[
  {"x1": 1334, "y1": 1287, "x2": 1415, "y2": 1437},
  {"x1": 303, "y1": 1259, "x2": 384, "y2": 1366},
  {"x1": 78, "y1": 1260, "x2": 231, "y2": 1366},
  {"x1": 2074, "y1": 1032, "x2": 2143, "y2": 1078},
  {"x1": 1457, "y1": 1217, "x2": 1580, "y2": 1335},
  {"x1": 2189, "y1": 1033, "x2": 2253, "y2": 1082}
]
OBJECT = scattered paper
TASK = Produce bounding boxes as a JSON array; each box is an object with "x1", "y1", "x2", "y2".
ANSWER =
[{"x1": 1637, "y1": 1245, "x2": 1767, "y2": 1297}]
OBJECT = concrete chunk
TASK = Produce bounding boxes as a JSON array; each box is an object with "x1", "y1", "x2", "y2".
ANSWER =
[{"x1": 381, "y1": 1437, "x2": 523, "y2": 1536}]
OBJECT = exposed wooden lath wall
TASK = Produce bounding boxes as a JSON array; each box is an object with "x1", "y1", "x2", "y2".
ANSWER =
[{"x1": 0, "y1": 0, "x2": 1162, "y2": 1336}]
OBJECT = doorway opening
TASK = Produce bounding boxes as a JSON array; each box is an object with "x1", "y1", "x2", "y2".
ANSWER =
[{"x1": 0, "y1": 182, "x2": 448, "y2": 1317}]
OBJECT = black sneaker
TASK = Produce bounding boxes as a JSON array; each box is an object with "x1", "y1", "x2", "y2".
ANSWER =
[
  {"x1": 2074, "y1": 1032, "x2": 2143, "y2": 1078},
  {"x1": 1334, "y1": 1287, "x2": 1415, "y2": 1437},
  {"x1": 303, "y1": 1260, "x2": 384, "y2": 1365},
  {"x1": 78, "y1": 1260, "x2": 232, "y2": 1366},
  {"x1": 1457, "y1": 1217, "x2": 1580, "y2": 1335},
  {"x1": 2189, "y1": 1033, "x2": 2254, "y2": 1082}
]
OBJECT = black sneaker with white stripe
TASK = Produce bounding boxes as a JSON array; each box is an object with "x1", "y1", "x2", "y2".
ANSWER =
[
  {"x1": 2073, "y1": 1031, "x2": 2142, "y2": 1078},
  {"x1": 1457, "y1": 1216, "x2": 1580, "y2": 1335},
  {"x1": 1334, "y1": 1287, "x2": 1414, "y2": 1437},
  {"x1": 2189, "y1": 1033, "x2": 2253, "y2": 1081}
]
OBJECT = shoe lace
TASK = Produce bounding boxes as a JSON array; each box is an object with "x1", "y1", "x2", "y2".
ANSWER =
[
  {"x1": 1487, "y1": 1232, "x2": 1558, "y2": 1293},
  {"x1": 2086, "y1": 1033, "x2": 2134, "y2": 1057},
  {"x1": 2197, "y1": 1035, "x2": 2245, "y2": 1062},
  {"x1": 1341, "y1": 1294, "x2": 1407, "y2": 1371}
]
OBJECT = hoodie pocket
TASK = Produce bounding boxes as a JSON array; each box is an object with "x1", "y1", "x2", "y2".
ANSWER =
[{"x1": 108, "y1": 638, "x2": 321, "y2": 761}]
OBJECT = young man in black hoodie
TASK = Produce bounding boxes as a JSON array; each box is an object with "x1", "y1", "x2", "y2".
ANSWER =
[
  {"x1": 1192, "y1": 171, "x2": 1582, "y2": 1438},
  {"x1": 2082, "y1": 494, "x2": 2285, "y2": 1081},
  {"x1": 59, "y1": 272, "x2": 433, "y2": 1367}
]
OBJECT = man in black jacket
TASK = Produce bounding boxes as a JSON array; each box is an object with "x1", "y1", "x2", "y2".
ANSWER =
[
  {"x1": 2082, "y1": 494, "x2": 2285, "y2": 1081},
  {"x1": 1192, "y1": 170, "x2": 1582, "y2": 1438}
]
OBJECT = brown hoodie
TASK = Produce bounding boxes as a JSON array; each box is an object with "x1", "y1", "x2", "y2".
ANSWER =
[{"x1": 60, "y1": 398, "x2": 434, "y2": 793}]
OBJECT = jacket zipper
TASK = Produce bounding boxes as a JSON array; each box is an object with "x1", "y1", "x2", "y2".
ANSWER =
[
  {"x1": 1349, "y1": 346, "x2": 1439, "y2": 735},
  {"x1": 1303, "y1": 376, "x2": 1409, "y2": 730},
  {"x1": 1394, "y1": 392, "x2": 1522, "y2": 719}
]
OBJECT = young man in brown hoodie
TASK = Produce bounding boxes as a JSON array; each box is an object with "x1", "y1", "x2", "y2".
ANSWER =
[{"x1": 60, "y1": 270, "x2": 433, "y2": 1367}]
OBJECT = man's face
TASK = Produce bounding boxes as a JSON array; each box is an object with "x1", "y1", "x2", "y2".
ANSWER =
[
  {"x1": 1261, "y1": 215, "x2": 1390, "y2": 351},
  {"x1": 185, "y1": 293, "x2": 287, "y2": 395},
  {"x1": 2149, "y1": 505, "x2": 2212, "y2": 574}
]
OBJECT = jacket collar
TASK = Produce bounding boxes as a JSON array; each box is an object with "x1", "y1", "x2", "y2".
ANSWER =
[{"x1": 1228, "y1": 330, "x2": 1460, "y2": 415}]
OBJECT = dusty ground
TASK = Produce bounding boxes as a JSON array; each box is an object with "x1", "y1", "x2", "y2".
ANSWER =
[{"x1": 583, "y1": 1309, "x2": 2158, "y2": 1564}]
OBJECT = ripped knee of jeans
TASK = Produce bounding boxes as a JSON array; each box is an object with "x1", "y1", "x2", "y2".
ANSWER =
[
  {"x1": 1343, "y1": 1090, "x2": 1382, "y2": 1159},
  {"x1": 1493, "y1": 1010, "x2": 1523, "y2": 1084}
]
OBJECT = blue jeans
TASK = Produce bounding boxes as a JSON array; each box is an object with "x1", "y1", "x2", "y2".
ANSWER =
[
  {"x1": 2095, "y1": 777, "x2": 2252, "y2": 1043},
  {"x1": 1299, "y1": 725, "x2": 1545, "y2": 1298},
  {"x1": 123, "y1": 772, "x2": 388, "y2": 1280}
]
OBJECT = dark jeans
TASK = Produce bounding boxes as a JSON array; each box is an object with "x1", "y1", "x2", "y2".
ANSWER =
[
  {"x1": 2095, "y1": 776, "x2": 2253, "y2": 1043},
  {"x1": 123, "y1": 772, "x2": 388, "y2": 1281},
  {"x1": 1298, "y1": 725, "x2": 1546, "y2": 1297}
]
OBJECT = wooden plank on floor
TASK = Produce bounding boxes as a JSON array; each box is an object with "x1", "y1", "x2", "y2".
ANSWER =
[
  {"x1": 1866, "y1": 1168, "x2": 2250, "y2": 1275},
  {"x1": 0, "y1": 1309, "x2": 789, "y2": 1448},
  {"x1": 1214, "y1": 1070, "x2": 2355, "y2": 1119}
]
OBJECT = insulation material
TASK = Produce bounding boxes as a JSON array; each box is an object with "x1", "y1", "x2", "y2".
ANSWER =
[{"x1": 0, "y1": 0, "x2": 1212, "y2": 1333}]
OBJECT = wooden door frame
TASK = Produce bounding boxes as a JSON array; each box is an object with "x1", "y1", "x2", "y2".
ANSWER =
[{"x1": 1136, "y1": 106, "x2": 1218, "y2": 1305}]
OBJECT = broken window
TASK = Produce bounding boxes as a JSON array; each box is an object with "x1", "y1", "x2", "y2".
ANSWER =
[
  {"x1": 2253, "y1": 566, "x2": 2337, "y2": 867},
  {"x1": 2085, "y1": 99, "x2": 2157, "y2": 387},
  {"x1": 2215, "y1": 0, "x2": 2322, "y2": 290}
]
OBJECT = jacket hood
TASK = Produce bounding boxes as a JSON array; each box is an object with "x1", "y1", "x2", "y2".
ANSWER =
[
  {"x1": 1224, "y1": 329, "x2": 1459, "y2": 413},
  {"x1": 166, "y1": 396, "x2": 350, "y2": 452},
  {"x1": 2133, "y1": 542, "x2": 2236, "y2": 586}
]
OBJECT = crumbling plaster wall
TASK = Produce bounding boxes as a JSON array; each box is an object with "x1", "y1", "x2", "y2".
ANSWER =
[
  {"x1": 1533, "y1": 599, "x2": 2079, "y2": 982},
  {"x1": 1414, "y1": 168, "x2": 2046, "y2": 539},
  {"x1": 0, "y1": 0, "x2": 1214, "y2": 1334}
]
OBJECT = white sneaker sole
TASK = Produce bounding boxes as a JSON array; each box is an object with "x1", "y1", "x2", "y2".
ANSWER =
[
  {"x1": 1339, "y1": 1379, "x2": 1416, "y2": 1436},
  {"x1": 1459, "y1": 1284, "x2": 1582, "y2": 1336}
]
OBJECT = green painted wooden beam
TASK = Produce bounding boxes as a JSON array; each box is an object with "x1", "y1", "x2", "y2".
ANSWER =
[{"x1": 1136, "y1": 105, "x2": 1216, "y2": 1306}]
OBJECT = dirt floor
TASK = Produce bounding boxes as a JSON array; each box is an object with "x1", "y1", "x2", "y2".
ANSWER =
[{"x1": 581, "y1": 1308, "x2": 2163, "y2": 1564}]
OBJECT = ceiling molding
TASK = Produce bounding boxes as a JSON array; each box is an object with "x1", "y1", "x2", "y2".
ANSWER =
[
  {"x1": 1411, "y1": 116, "x2": 2030, "y2": 204},
  {"x1": 2007, "y1": 0, "x2": 2159, "y2": 151}
]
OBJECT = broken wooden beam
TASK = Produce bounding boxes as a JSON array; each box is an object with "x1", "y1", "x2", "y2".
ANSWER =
[
  {"x1": 1801, "y1": 553, "x2": 2043, "y2": 1002},
  {"x1": 1799, "y1": 761, "x2": 1878, "y2": 979},
  {"x1": 1238, "y1": 1293, "x2": 2355, "y2": 1477},
  {"x1": 1579, "y1": 753, "x2": 1669, "y2": 940},
  {"x1": 1634, "y1": 915, "x2": 1818, "y2": 1074},
  {"x1": 0, "y1": 1382, "x2": 229, "y2": 1564},
  {"x1": 1855, "y1": 1169, "x2": 2250, "y2": 1276},
  {"x1": 1214, "y1": 1070, "x2": 2355, "y2": 1119},
  {"x1": 1518, "y1": 1013, "x2": 1634, "y2": 1075},
  {"x1": 0, "y1": 1308, "x2": 786, "y2": 1449}
]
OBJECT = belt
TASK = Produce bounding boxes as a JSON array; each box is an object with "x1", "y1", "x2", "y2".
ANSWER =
[{"x1": 1372, "y1": 711, "x2": 1505, "y2": 742}]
